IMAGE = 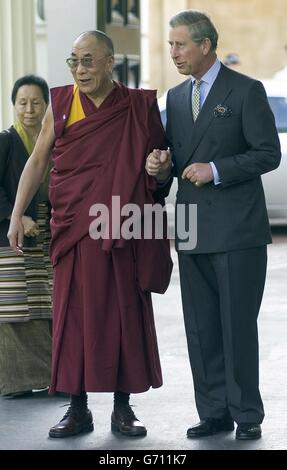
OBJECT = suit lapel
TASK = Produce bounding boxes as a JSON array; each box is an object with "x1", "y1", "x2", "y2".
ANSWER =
[
  {"x1": 173, "y1": 80, "x2": 196, "y2": 160},
  {"x1": 178, "y1": 79, "x2": 194, "y2": 135},
  {"x1": 181, "y1": 66, "x2": 232, "y2": 168}
]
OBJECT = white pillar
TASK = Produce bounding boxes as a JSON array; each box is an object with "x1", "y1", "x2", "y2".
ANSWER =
[
  {"x1": 0, "y1": 0, "x2": 36, "y2": 130},
  {"x1": 140, "y1": 0, "x2": 150, "y2": 89},
  {"x1": 45, "y1": 0, "x2": 97, "y2": 88}
]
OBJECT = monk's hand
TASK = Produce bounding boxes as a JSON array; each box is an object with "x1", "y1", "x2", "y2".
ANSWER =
[
  {"x1": 145, "y1": 149, "x2": 172, "y2": 181},
  {"x1": 7, "y1": 215, "x2": 24, "y2": 255},
  {"x1": 22, "y1": 216, "x2": 40, "y2": 238},
  {"x1": 182, "y1": 163, "x2": 214, "y2": 187}
]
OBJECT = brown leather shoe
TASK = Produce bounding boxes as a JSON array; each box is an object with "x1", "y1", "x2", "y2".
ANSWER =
[
  {"x1": 49, "y1": 406, "x2": 94, "y2": 438},
  {"x1": 111, "y1": 405, "x2": 147, "y2": 436}
]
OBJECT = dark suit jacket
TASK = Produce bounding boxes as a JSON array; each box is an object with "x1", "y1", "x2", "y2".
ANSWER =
[{"x1": 166, "y1": 64, "x2": 281, "y2": 253}]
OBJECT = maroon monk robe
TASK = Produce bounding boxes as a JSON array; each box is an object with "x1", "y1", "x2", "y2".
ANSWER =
[{"x1": 48, "y1": 82, "x2": 169, "y2": 394}]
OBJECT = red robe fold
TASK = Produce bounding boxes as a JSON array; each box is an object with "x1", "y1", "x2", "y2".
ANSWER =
[{"x1": 49, "y1": 82, "x2": 169, "y2": 394}]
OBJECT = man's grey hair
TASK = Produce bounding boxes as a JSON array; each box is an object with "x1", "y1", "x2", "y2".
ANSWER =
[
  {"x1": 78, "y1": 30, "x2": 115, "y2": 56},
  {"x1": 169, "y1": 10, "x2": 218, "y2": 51}
]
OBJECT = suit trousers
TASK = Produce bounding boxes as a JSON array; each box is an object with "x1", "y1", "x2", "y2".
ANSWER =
[{"x1": 178, "y1": 246, "x2": 267, "y2": 424}]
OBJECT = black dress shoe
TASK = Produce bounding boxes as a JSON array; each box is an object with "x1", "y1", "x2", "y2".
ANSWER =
[
  {"x1": 187, "y1": 416, "x2": 234, "y2": 438},
  {"x1": 236, "y1": 423, "x2": 261, "y2": 440},
  {"x1": 111, "y1": 405, "x2": 147, "y2": 436},
  {"x1": 49, "y1": 406, "x2": 94, "y2": 438}
]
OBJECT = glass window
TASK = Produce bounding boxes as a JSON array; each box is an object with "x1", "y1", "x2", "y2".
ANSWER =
[
  {"x1": 113, "y1": 55, "x2": 126, "y2": 83},
  {"x1": 128, "y1": 0, "x2": 140, "y2": 26},
  {"x1": 107, "y1": 0, "x2": 125, "y2": 25},
  {"x1": 127, "y1": 57, "x2": 140, "y2": 88},
  {"x1": 268, "y1": 97, "x2": 287, "y2": 132},
  {"x1": 36, "y1": 0, "x2": 45, "y2": 21}
]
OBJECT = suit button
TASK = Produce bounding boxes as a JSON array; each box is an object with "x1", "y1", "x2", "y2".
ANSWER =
[
  {"x1": 206, "y1": 200, "x2": 212, "y2": 206},
  {"x1": 177, "y1": 142, "x2": 182, "y2": 148}
]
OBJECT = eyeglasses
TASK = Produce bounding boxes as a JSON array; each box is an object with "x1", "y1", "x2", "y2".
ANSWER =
[{"x1": 66, "y1": 55, "x2": 109, "y2": 70}]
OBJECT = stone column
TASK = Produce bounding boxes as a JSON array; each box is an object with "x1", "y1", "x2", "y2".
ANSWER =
[
  {"x1": 0, "y1": 0, "x2": 36, "y2": 129},
  {"x1": 148, "y1": 0, "x2": 188, "y2": 95}
]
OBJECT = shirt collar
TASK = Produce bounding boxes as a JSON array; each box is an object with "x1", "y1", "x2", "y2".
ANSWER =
[{"x1": 191, "y1": 58, "x2": 221, "y2": 86}]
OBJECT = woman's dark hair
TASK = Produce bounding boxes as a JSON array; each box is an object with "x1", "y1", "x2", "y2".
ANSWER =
[{"x1": 11, "y1": 75, "x2": 49, "y2": 105}]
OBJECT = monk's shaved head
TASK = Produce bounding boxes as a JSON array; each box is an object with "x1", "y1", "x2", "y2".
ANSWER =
[{"x1": 76, "y1": 31, "x2": 114, "y2": 57}]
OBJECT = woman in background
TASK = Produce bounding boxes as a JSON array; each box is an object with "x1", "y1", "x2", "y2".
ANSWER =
[{"x1": 0, "y1": 75, "x2": 52, "y2": 397}]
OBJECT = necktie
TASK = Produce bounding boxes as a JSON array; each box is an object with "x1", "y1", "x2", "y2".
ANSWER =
[{"x1": 192, "y1": 79, "x2": 202, "y2": 122}]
